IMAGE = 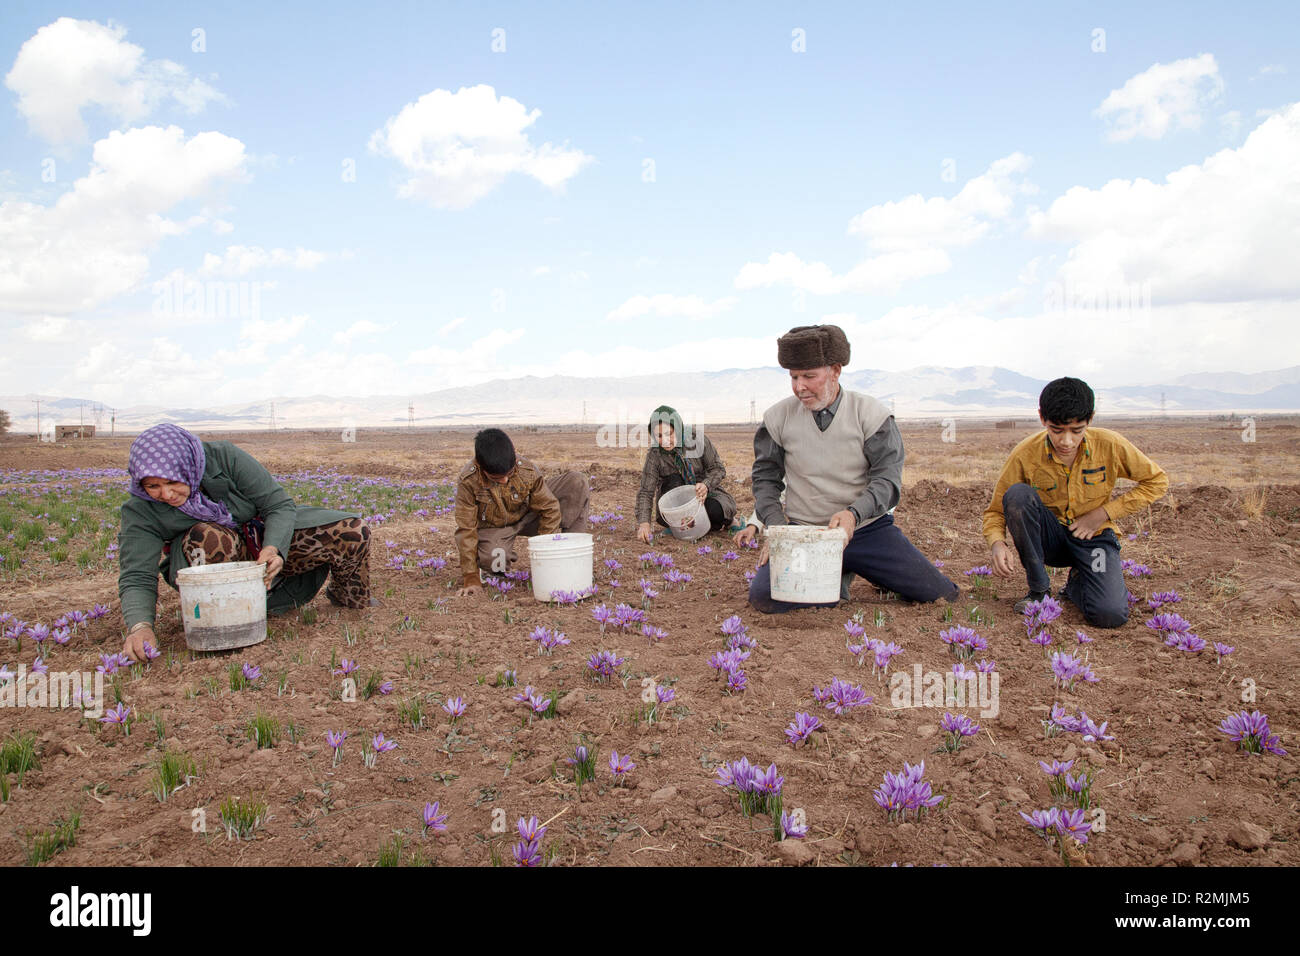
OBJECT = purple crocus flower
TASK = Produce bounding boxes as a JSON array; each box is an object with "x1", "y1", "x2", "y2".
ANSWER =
[
  {"x1": 591, "y1": 604, "x2": 612, "y2": 632},
  {"x1": 517, "y1": 815, "x2": 547, "y2": 843},
  {"x1": 780, "y1": 811, "x2": 808, "y2": 840},
  {"x1": 1214, "y1": 642, "x2": 1234, "y2": 662},
  {"x1": 31, "y1": 657, "x2": 48, "y2": 676},
  {"x1": 655, "y1": 685, "x2": 675, "y2": 705},
  {"x1": 720, "y1": 551, "x2": 738, "y2": 562},
  {"x1": 726, "y1": 669, "x2": 747, "y2": 693},
  {"x1": 52, "y1": 626, "x2": 71, "y2": 646},
  {"x1": 372, "y1": 733, "x2": 397, "y2": 753},
  {"x1": 443, "y1": 696, "x2": 466, "y2": 719},
  {"x1": 941, "y1": 711, "x2": 979, "y2": 737},
  {"x1": 101, "y1": 702, "x2": 131, "y2": 729},
  {"x1": 242, "y1": 662, "x2": 261, "y2": 681},
  {"x1": 28, "y1": 624, "x2": 50, "y2": 645},
  {"x1": 333, "y1": 659, "x2": 359, "y2": 676},
  {"x1": 325, "y1": 730, "x2": 347, "y2": 750},
  {"x1": 642, "y1": 624, "x2": 668, "y2": 644},
  {"x1": 697, "y1": 545, "x2": 713, "y2": 555},
  {"x1": 720, "y1": 615, "x2": 747, "y2": 637},
  {"x1": 566, "y1": 745, "x2": 589, "y2": 766},
  {"x1": 141, "y1": 641, "x2": 160, "y2": 661},
  {"x1": 1038, "y1": 759, "x2": 1074, "y2": 776},
  {"x1": 785, "y1": 711, "x2": 822, "y2": 747},
  {"x1": 1075, "y1": 630, "x2": 1093, "y2": 644},
  {"x1": 422, "y1": 801, "x2": 449, "y2": 833},
  {"x1": 964, "y1": 566, "x2": 993, "y2": 577},
  {"x1": 1020, "y1": 807, "x2": 1060, "y2": 843},
  {"x1": 1218, "y1": 710, "x2": 1287, "y2": 755},
  {"x1": 609, "y1": 750, "x2": 636, "y2": 779},
  {"x1": 1055, "y1": 807, "x2": 1092, "y2": 843}
]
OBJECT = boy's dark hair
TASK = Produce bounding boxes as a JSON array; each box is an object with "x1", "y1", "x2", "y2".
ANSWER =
[
  {"x1": 1039, "y1": 377, "x2": 1095, "y2": 425},
  {"x1": 474, "y1": 428, "x2": 516, "y2": 475}
]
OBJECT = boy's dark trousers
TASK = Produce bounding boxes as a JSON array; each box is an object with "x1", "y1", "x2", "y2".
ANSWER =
[
  {"x1": 748, "y1": 514, "x2": 958, "y2": 614},
  {"x1": 1001, "y1": 483, "x2": 1128, "y2": 628}
]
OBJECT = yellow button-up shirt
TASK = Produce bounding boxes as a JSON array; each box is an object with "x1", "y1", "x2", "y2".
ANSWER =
[{"x1": 982, "y1": 427, "x2": 1169, "y2": 546}]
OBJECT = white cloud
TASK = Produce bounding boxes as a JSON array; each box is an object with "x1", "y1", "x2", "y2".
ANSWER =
[
  {"x1": 198, "y1": 245, "x2": 332, "y2": 277},
  {"x1": 735, "y1": 248, "x2": 951, "y2": 295},
  {"x1": 1095, "y1": 53, "x2": 1223, "y2": 142},
  {"x1": 0, "y1": 125, "x2": 247, "y2": 314},
  {"x1": 368, "y1": 85, "x2": 593, "y2": 209},
  {"x1": 333, "y1": 320, "x2": 389, "y2": 346},
  {"x1": 531, "y1": 266, "x2": 551, "y2": 277},
  {"x1": 408, "y1": 327, "x2": 524, "y2": 368},
  {"x1": 1028, "y1": 102, "x2": 1300, "y2": 304},
  {"x1": 438, "y1": 316, "x2": 466, "y2": 334},
  {"x1": 607, "y1": 293, "x2": 739, "y2": 322},
  {"x1": 736, "y1": 154, "x2": 1031, "y2": 295},
  {"x1": 4, "y1": 18, "x2": 224, "y2": 144},
  {"x1": 847, "y1": 153, "x2": 1034, "y2": 250}
]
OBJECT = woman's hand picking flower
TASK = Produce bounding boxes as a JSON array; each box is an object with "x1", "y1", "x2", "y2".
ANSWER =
[{"x1": 694, "y1": 482, "x2": 708, "y2": 502}]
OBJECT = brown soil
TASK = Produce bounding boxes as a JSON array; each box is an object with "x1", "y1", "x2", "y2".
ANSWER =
[{"x1": 1, "y1": 418, "x2": 1297, "y2": 867}]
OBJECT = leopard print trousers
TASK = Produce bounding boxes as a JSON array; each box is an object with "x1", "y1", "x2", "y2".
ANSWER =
[{"x1": 182, "y1": 518, "x2": 371, "y2": 608}]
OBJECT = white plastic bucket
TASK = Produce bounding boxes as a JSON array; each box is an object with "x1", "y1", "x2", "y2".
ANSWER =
[
  {"x1": 766, "y1": 525, "x2": 847, "y2": 603},
  {"x1": 658, "y1": 485, "x2": 710, "y2": 541},
  {"x1": 176, "y1": 561, "x2": 267, "y2": 651},
  {"x1": 527, "y1": 532, "x2": 594, "y2": 602}
]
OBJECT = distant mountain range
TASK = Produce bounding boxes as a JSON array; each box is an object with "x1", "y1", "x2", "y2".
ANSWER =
[{"x1": 5, "y1": 365, "x2": 1299, "y2": 433}]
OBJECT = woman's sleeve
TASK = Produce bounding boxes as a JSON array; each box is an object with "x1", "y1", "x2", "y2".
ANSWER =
[
  {"x1": 225, "y1": 444, "x2": 297, "y2": 556},
  {"x1": 117, "y1": 505, "x2": 163, "y2": 630},
  {"x1": 701, "y1": 437, "x2": 726, "y2": 492},
  {"x1": 635, "y1": 454, "x2": 659, "y2": 524}
]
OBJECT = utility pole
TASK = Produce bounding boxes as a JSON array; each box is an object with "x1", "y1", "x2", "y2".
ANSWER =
[
  {"x1": 582, "y1": 401, "x2": 587, "y2": 427},
  {"x1": 408, "y1": 401, "x2": 414, "y2": 428},
  {"x1": 1160, "y1": 391, "x2": 1166, "y2": 417},
  {"x1": 749, "y1": 398, "x2": 756, "y2": 423},
  {"x1": 111, "y1": 409, "x2": 116, "y2": 436},
  {"x1": 32, "y1": 398, "x2": 40, "y2": 441},
  {"x1": 270, "y1": 401, "x2": 276, "y2": 431}
]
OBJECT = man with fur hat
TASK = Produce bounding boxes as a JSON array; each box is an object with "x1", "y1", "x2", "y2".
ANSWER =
[{"x1": 735, "y1": 324, "x2": 958, "y2": 612}]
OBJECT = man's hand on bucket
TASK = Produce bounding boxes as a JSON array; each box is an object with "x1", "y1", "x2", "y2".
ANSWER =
[
  {"x1": 827, "y1": 510, "x2": 855, "y2": 549},
  {"x1": 256, "y1": 546, "x2": 283, "y2": 589}
]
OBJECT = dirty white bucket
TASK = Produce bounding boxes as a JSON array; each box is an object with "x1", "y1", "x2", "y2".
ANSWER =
[
  {"x1": 176, "y1": 561, "x2": 267, "y2": 651},
  {"x1": 658, "y1": 485, "x2": 710, "y2": 541},
  {"x1": 766, "y1": 525, "x2": 847, "y2": 603},
  {"x1": 527, "y1": 532, "x2": 594, "y2": 602}
]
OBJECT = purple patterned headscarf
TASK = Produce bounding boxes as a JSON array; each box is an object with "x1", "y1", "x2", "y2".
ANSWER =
[{"x1": 128, "y1": 424, "x2": 237, "y2": 528}]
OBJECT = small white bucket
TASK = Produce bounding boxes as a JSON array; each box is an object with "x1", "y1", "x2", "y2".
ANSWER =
[
  {"x1": 527, "y1": 532, "x2": 594, "y2": 602},
  {"x1": 658, "y1": 485, "x2": 710, "y2": 541},
  {"x1": 176, "y1": 561, "x2": 267, "y2": 652},
  {"x1": 766, "y1": 525, "x2": 847, "y2": 603}
]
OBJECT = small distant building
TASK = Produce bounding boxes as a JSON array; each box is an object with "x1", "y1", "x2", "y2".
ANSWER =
[
  {"x1": 55, "y1": 425, "x2": 96, "y2": 439},
  {"x1": 995, "y1": 420, "x2": 1016, "y2": 430}
]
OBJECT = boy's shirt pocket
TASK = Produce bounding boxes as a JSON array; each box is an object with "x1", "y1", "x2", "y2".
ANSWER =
[{"x1": 1081, "y1": 465, "x2": 1108, "y2": 487}]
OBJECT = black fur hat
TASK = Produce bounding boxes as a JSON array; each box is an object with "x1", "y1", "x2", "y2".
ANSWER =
[{"x1": 776, "y1": 324, "x2": 851, "y2": 370}]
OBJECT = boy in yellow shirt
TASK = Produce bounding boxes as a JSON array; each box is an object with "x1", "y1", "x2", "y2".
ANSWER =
[{"x1": 982, "y1": 377, "x2": 1168, "y2": 628}]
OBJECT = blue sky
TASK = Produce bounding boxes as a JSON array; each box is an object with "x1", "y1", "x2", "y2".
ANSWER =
[{"x1": 1, "y1": 1, "x2": 1297, "y2": 410}]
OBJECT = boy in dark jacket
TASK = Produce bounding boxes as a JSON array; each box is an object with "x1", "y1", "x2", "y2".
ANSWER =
[{"x1": 454, "y1": 428, "x2": 589, "y2": 596}]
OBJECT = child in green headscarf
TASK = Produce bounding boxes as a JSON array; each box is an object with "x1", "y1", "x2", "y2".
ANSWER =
[{"x1": 635, "y1": 405, "x2": 738, "y2": 544}]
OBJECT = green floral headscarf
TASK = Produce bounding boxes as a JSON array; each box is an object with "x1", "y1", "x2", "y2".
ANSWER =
[{"x1": 648, "y1": 405, "x2": 697, "y2": 483}]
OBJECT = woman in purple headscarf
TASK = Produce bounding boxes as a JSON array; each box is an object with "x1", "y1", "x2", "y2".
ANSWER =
[{"x1": 117, "y1": 424, "x2": 373, "y2": 662}]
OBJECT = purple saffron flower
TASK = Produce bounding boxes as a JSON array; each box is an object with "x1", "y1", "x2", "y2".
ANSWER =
[
  {"x1": 941, "y1": 711, "x2": 979, "y2": 737},
  {"x1": 242, "y1": 662, "x2": 261, "y2": 682},
  {"x1": 566, "y1": 745, "x2": 589, "y2": 766},
  {"x1": 1020, "y1": 807, "x2": 1060, "y2": 842},
  {"x1": 372, "y1": 733, "x2": 397, "y2": 753},
  {"x1": 101, "y1": 702, "x2": 131, "y2": 728},
  {"x1": 325, "y1": 730, "x2": 347, "y2": 750},
  {"x1": 1075, "y1": 630, "x2": 1093, "y2": 645},
  {"x1": 333, "y1": 659, "x2": 359, "y2": 676},
  {"x1": 1214, "y1": 642, "x2": 1234, "y2": 662},
  {"x1": 52, "y1": 626, "x2": 71, "y2": 645},
  {"x1": 720, "y1": 551, "x2": 738, "y2": 562},
  {"x1": 591, "y1": 604, "x2": 612, "y2": 631},
  {"x1": 1218, "y1": 710, "x2": 1287, "y2": 755},
  {"x1": 141, "y1": 641, "x2": 160, "y2": 661},
  {"x1": 1147, "y1": 590, "x2": 1182, "y2": 610},
  {"x1": 641, "y1": 624, "x2": 667, "y2": 644},
  {"x1": 443, "y1": 696, "x2": 466, "y2": 719},
  {"x1": 697, "y1": 545, "x2": 713, "y2": 555},
  {"x1": 422, "y1": 801, "x2": 449, "y2": 833},
  {"x1": 785, "y1": 711, "x2": 822, "y2": 747},
  {"x1": 655, "y1": 685, "x2": 675, "y2": 704},
  {"x1": 1055, "y1": 807, "x2": 1092, "y2": 843},
  {"x1": 780, "y1": 810, "x2": 808, "y2": 840},
  {"x1": 517, "y1": 815, "x2": 547, "y2": 842},
  {"x1": 1039, "y1": 759, "x2": 1074, "y2": 776},
  {"x1": 844, "y1": 620, "x2": 866, "y2": 640},
  {"x1": 31, "y1": 657, "x2": 48, "y2": 676},
  {"x1": 609, "y1": 750, "x2": 636, "y2": 779},
  {"x1": 726, "y1": 669, "x2": 747, "y2": 693}
]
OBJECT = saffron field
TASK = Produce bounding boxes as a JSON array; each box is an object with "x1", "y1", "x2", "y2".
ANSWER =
[{"x1": 0, "y1": 420, "x2": 1296, "y2": 866}]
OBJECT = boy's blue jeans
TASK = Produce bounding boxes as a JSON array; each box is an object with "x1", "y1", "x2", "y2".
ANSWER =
[
  {"x1": 1001, "y1": 483, "x2": 1128, "y2": 628},
  {"x1": 748, "y1": 514, "x2": 959, "y2": 614}
]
